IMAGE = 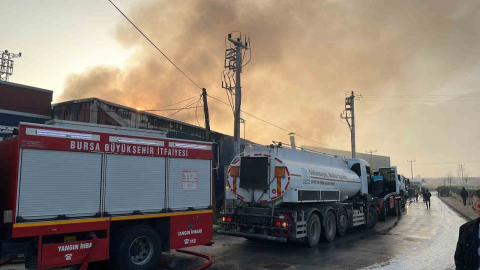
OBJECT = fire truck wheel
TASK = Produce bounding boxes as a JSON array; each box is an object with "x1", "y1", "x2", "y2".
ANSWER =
[
  {"x1": 366, "y1": 205, "x2": 378, "y2": 229},
  {"x1": 379, "y1": 203, "x2": 386, "y2": 221},
  {"x1": 304, "y1": 213, "x2": 321, "y2": 247},
  {"x1": 112, "y1": 225, "x2": 162, "y2": 270},
  {"x1": 322, "y1": 211, "x2": 336, "y2": 242},
  {"x1": 336, "y1": 208, "x2": 348, "y2": 237}
]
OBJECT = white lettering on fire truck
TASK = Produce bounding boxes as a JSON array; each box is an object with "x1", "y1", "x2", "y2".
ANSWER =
[
  {"x1": 178, "y1": 229, "x2": 202, "y2": 236},
  {"x1": 70, "y1": 141, "x2": 100, "y2": 151},
  {"x1": 58, "y1": 243, "x2": 92, "y2": 252},
  {"x1": 70, "y1": 140, "x2": 190, "y2": 157}
]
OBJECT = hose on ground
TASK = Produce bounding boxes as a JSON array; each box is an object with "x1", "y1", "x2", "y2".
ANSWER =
[{"x1": 176, "y1": 249, "x2": 212, "y2": 270}]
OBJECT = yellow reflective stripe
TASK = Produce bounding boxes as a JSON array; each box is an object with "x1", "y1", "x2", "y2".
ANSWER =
[
  {"x1": 111, "y1": 210, "x2": 212, "y2": 221},
  {"x1": 13, "y1": 210, "x2": 213, "y2": 227},
  {"x1": 13, "y1": 218, "x2": 109, "y2": 228}
]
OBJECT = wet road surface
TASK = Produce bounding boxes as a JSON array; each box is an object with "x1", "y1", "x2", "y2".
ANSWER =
[
  {"x1": 0, "y1": 194, "x2": 467, "y2": 270},
  {"x1": 159, "y1": 194, "x2": 466, "y2": 270}
]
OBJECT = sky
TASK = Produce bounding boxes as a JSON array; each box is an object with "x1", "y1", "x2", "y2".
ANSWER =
[{"x1": 2, "y1": 0, "x2": 480, "y2": 178}]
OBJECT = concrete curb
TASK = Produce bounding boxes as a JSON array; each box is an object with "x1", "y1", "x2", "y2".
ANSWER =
[{"x1": 439, "y1": 196, "x2": 473, "y2": 221}]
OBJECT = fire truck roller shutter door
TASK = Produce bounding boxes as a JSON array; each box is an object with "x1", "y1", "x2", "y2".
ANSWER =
[
  {"x1": 17, "y1": 149, "x2": 102, "y2": 220},
  {"x1": 168, "y1": 158, "x2": 211, "y2": 211},
  {"x1": 105, "y1": 155, "x2": 166, "y2": 215}
]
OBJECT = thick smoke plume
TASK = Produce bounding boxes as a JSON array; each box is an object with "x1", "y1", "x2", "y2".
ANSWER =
[{"x1": 59, "y1": 0, "x2": 480, "y2": 177}]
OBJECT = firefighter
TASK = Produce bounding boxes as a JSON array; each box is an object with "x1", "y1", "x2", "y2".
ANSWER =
[
  {"x1": 415, "y1": 189, "x2": 419, "y2": 203},
  {"x1": 461, "y1": 187, "x2": 469, "y2": 206}
]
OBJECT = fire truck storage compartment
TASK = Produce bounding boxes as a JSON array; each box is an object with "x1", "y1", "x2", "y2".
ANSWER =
[
  {"x1": 168, "y1": 158, "x2": 211, "y2": 210},
  {"x1": 105, "y1": 154, "x2": 166, "y2": 214},
  {"x1": 17, "y1": 149, "x2": 102, "y2": 220}
]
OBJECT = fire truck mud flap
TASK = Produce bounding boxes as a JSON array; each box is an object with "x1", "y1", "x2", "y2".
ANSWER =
[{"x1": 217, "y1": 230, "x2": 287, "y2": 243}]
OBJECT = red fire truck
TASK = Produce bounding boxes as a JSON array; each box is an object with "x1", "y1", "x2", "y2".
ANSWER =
[{"x1": 0, "y1": 121, "x2": 213, "y2": 270}]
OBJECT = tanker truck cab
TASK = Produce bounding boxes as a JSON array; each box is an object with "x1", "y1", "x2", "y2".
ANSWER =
[
  {"x1": 219, "y1": 144, "x2": 379, "y2": 247},
  {"x1": 375, "y1": 166, "x2": 405, "y2": 220}
]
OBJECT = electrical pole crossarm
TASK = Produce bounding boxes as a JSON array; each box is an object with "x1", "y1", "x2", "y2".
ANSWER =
[{"x1": 227, "y1": 38, "x2": 246, "y2": 48}]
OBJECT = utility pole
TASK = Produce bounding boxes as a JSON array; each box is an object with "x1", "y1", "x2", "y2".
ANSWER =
[
  {"x1": 225, "y1": 33, "x2": 249, "y2": 156},
  {"x1": 202, "y1": 88, "x2": 211, "y2": 141},
  {"x1": 365, "y1": 150, "x2": 377, "y2": 168},
  {"x1": 458, "y1": 164, "x2": 465, "y2": 187},
  {"x1": 0, "y1": 50, "x2": 22, "y2": 81},
  {"x1": 407, "y1": 160, "x2": 416, "y2": 182},
  {"x1": 341, "y1": 91, "x2": 360, "y2": 158}
]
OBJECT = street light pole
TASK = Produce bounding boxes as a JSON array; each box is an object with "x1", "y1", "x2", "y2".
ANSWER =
[{"x1": 407, "y1": 160, "x2": 416, "y2": 182}]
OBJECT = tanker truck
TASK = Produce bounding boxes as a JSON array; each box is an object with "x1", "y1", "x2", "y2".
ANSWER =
[{"x1": 218, "y1": 143, "x2": 392, "y2": 247}]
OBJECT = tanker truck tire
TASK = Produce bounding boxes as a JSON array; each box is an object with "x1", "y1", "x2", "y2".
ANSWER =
[
  {"x1": 397, "y1": 200, "x2": 403, "y2": 217},
  {"x1": 379, "y1": 203, "x2": 387, "y2": 221},
  {"x1": 110, "y1": 225, "x2": 162, "y2": 270},
  {"x1": 305, "y1": 213, "x2": 321, "y2": 247},
  {"x1": 322, "y1": 211, "x2": 336, "y2": 242},
  {"x1": 336, "y1": 208, "x2": 348, "y2": 237},
  {"x1": 392, "y1": 200, "x2": 399, "y2": 217},
  {"x1": 366, "y1": 205, "x2": 378, "y2": 229}
]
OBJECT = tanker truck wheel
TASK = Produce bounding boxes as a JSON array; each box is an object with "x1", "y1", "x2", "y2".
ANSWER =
[
  {"x1": 304, "y1": 213, "x2": 321, "y2": 247},
  {"x1": 392, "y1": 200, "x2": 399, "y2": 216},
  {"x1": 379, "y1": 202, "x2": 386, "y2": 221},
  {"x1": 336, "y1": 208, "x2": 348, "y2": 237},
  {"x1": 366, "y1": 205, "x2": 378, "y2": 229},
  {"x1": 322, "y1": 211, "x2": 336, "y2": 242}
]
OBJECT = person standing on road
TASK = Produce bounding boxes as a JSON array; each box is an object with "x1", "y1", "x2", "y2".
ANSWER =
[
  {"x1": 455, "y1": 190, "x2": 480, "y2": 269},
  {"x1": 461, "y1": 187, "x2": 469, "y2": 206},
  {"x1": 415, "y1": 189, "x2": 419, "y2": 203},
  {"x1": 423, "y1": 189, "x2": 431, "y2": 209}
]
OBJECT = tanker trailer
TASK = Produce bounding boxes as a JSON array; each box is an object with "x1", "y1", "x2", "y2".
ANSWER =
[{"x1": 218, "y1": 143, "x2": 379, "y2": 247}]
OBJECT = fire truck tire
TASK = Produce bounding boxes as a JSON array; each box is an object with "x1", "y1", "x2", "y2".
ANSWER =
[
  {"x1": 336, "y1": 208, "x2": 348, "y2": 237},
  {"x1": 379, "y1": 203, "x2": 386, "y2": 221},
  {"x1": 304, "y1": 213, "x2": 321, "y2": 247},
  {"x1": 24, "y1": 255, "x2": 38, "y2": 269},
  {"x1": 111, "y1": 225, "x2": 162, "y2": 270},
  {"x1": 366, "y1": 205, "x2": 378, "y2": 229},
  {"x1": 322, "y1": 211, "x2": 336, "y2": 242}
]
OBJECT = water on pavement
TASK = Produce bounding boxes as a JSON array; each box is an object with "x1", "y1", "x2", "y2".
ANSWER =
[{"x1": 362, "y1": 193, "x2": 467, "y2": 270}]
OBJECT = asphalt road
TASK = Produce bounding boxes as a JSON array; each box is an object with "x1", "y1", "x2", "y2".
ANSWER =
[
  {"x1": 158, "y1": 194, "x2": 466, "y2": 270},
  {"x1": 1, "y1": 194, "x2": 467, "y2": 270}
]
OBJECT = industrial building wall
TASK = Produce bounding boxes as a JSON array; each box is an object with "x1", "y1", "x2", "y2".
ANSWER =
[
  {"x1": 0, "y1": 81, "x2": 52, "y2": 116},
  {"x1": 0, "y1": 81, "x2": 53, "y2": 140}
]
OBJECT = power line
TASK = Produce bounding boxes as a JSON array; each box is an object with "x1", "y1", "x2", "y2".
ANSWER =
[
  {"x1": 168, "y1": 95, "x2": 202, "y2": 118},
  {"x1": 207, "y1": 94, "x2": 335, "y2": 149},
  {"x1": 107, "y1": 0, "x2": 202, "y2": 90}
]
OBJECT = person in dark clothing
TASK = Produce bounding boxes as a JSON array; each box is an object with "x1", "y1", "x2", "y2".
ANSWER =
[
  {"x1": 461, "y1": 187, "x2": 469, "y2": 206},
  {"x1": 455, "y1": 190, "x2": 480, "y2": 270},
  {"x1": 372, "y1": 172, "x2": 385, "y2": 198},
  {"x1": 423, "y1": 189, "x2": 432, "y2": 209}
]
